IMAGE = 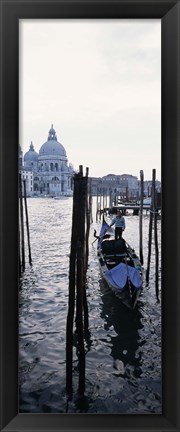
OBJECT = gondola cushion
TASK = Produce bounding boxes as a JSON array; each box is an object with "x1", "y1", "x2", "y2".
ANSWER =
[{"x1": 101, "y1": 238, "x2": 127, "y2": 255}]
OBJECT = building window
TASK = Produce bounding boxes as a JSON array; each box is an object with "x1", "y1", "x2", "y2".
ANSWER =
[{"x1": 34, "y1": 183, "x2": 39, "y2": 191}]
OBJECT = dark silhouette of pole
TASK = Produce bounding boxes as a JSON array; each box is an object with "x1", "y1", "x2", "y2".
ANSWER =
[
  {"x1": 109, "y1": 188, "x2": 112, "y2": 213},
  {"x1": 19, "y1": 173, "x2": 25, "y2": 271},
  {"x1": 146, "y1": 169, "x2": 155, "y2": 284},
  {"x1": 76, "y1": 172, "x2": 86, "y2": 395},
  {"x1": 85, "y1": 168, "x2": 90, "y2": 271},
  {"x1": 153, "y1": 172, "x2": 160, "y2": 302},
  {"x1": 76, "y1": 241, "x2": 86, "y2": 395},
  {"x1": 96, "y1": 187, "x2": 98, "y2": 221},
  {"x1": 23, "y1": 180, "x2": 32, "y2": 266},
  {"x1": 83, "y1": 168, "x2": 89, "y2": 330},
  {"x1": 103, "y1": 187, "x2": 105, "y2": 215},
  {"x1": 126, "y1": 185, "x2": 129, "y2": 201},
  {"x1": 89, "y1": 177, "x2": 93, "y2": 223},
  {"x1": 66, "y1": 174, "x2": 80, "y2": 396},
  {"x1": 66, "y1": 165, "x2": 90, "y2": 397},
  {"x1": 99, "y1": 187, "x2": 102, "y2": 220},
  {"x1": 19, "y1": 227, "x2": 21, "y2": 275},
  {"x1": 139, "y1": 170, "x2": 144, "y2": 265}
]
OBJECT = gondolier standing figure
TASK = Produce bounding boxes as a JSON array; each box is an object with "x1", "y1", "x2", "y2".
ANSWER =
[{"x1": 110, "y1": 210, "x2": 126, "y2": 240}]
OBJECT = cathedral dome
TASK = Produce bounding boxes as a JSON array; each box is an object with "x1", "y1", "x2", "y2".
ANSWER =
[
  {"x1": 39, "y1": 125, "x2": 67, "y2": 158},
  {"x1": 24, "y1": 142, "x2": 38, "y2": 161}
]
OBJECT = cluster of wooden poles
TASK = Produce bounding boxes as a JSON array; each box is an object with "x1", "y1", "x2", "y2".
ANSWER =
[
  {"x1": 146, "y1": 169, "x2": 160, "y2": 301},
  {"x1": 137, "y1": 169, "x2": 160, "y2": 301},
  {"x1": 66, "y1": 165, "x2": 93, "y2": 397},
  {"x1": 96, "y1": 187, "x2": 137, "y2": 221},
  {"x1": 96, "y1": 188, "x2": 113, "y2": 221},
  {"x1": 19, "y1": 173, "x2": 32, "y2": 274}
]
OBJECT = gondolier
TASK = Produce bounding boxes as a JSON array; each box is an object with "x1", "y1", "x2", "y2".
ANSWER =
[{"x1": 110, "y1": 210, "x2": 125, "y2": 239}]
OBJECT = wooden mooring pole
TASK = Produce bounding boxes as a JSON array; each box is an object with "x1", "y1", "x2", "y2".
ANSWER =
[
  {"x1": 146, "y1": 169, "x2": 155, "y2": 285},
  {"x1": 76, "y1": 166, "x2": 86, "y2": 395},
  {"x1": 19, "y1": 227, "x2": 21, "y2": 275},
  {"x1": 139, "y1": 170, "x2": 144, "y2": 265},
  {"x1": 109, "y1": 188, "x2": 112, "y2": 211},
  {"x1": 66, "y1": 173, "x2": 80, "y2": 396},
  {"x1": 23, "y1": 180, "x2": 32, "y2": 266},
  {"x1": 103, "y1": 187, "x2": 105, "y2": 214},
  {"x1": 146, "y1": 169, "x2": 160, "y2": 302},
  {"x1": 153, "y1": 171, "x2": 160, "y2": 302},
  {"x1": 66, "y1": 165, "x2": 90, "y2": 397},
  {"x1": 89, "y1": 177, "x2": 93, "y2": 224},
  {"x1": 83, "y1": 168, "x2": 90, "y2": 330},
  {"x1": 86, "y1": 169, "x2": 91, "y2": 271},
  {"x1": 99, "y1": 188, "x2": 102, "y2": 220},
  {"x1": 19, "y1": 173, "x2": 25, "y2": 272}
]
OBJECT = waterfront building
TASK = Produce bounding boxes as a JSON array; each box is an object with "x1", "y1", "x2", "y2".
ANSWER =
[
  {"x1": 101, "y1": 173, "x2": 139, "y2": 199},
  {"x1": 91, "y1": 174, "x2": 161, "y2": 201},
  {"x1": 20, "y1": 168, "x2": 34, "y2": 195},
  {"x1": 21, "y1": 125, "x2": 74, "y2": 196}
]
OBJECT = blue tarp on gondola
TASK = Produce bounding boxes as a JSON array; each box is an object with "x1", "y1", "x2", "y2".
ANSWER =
[
  {"x1": 104, "y1": 262, "x2": 142, "y2": 290},
  {"x1": 97, "y1": 222, "x2": 109, "y2": 249}
]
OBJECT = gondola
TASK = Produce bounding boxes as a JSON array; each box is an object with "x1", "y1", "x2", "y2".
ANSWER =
[{"x1": 94, "y1": 219, "x2": 143, "y2": 310}]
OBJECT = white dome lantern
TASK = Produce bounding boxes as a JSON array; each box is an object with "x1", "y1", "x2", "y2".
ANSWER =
[{"x1": 39, "y1": 124, "x2": 67, "y2": 159}]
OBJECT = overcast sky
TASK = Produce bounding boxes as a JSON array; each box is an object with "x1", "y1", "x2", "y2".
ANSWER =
[{"x1": 19, "y1": 19, "x2": 161, "y2": 181}]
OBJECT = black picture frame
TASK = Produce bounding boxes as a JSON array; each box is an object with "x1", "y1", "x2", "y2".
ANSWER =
[{"x1": 0, "y1": 0, "x2": 180, "y2": 431}]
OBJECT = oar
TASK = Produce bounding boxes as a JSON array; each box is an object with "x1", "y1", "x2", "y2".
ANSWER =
[{"x1": 91, "y1": 238, "x2": 98, "y2": 245}]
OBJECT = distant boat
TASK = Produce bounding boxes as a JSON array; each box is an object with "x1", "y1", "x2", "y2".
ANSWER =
[
  {"x1": 143, "y1": 197, "x2": 151, "y2": 205},
  {"x1": 133, "y1": 197, "x2": 152, "y2": 208},
  {"x1": 94, "y1": 218, "x2": 143, "y2": 310},
  {"x1": 54, "y1": 196, "x2": 69, "y2": 200}
]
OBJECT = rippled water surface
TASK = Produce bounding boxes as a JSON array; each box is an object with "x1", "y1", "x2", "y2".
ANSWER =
[{"x1": 19, "y1": 197, "x2": 161, "y2": 413}]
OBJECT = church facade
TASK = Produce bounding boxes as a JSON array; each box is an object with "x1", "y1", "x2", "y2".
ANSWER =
[{"x1": 20, "y1": 125, "x2": 74, "y2": 196}]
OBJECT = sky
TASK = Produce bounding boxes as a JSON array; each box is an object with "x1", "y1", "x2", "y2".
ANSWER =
[{"x1": 19, "y1": 19, "x2": 161, "y2": 181}]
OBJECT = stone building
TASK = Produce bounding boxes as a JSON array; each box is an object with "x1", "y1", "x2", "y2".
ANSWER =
[
  {"x1": 101, "y1": 173, "x2": 139, "y2": 199},
  {"x1": 91, "y1": 174, "x2": 161, "y2": 200},
  {"x1": 21, "y1": 125, "x2": 74, "y2": 196}
]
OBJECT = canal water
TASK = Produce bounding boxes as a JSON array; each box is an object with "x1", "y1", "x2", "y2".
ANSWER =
[{"x1": 19, "y1": 197, "x2": 161, "y2": 413}]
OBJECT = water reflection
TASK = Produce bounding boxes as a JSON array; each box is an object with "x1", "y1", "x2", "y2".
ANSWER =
[{"x1": 99, "y1": 281, "x2": 144, "y2": 379}]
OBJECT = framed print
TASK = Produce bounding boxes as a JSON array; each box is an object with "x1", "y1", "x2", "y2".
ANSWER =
[
  {"x1": 18, "y1": 16, "x2": 162, "y2": 415},
  {"x1": 0, "y1": 0, "x2": 180, "y2": 431}
]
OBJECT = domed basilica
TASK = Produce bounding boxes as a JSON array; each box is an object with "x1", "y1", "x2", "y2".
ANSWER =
[{"x1": 20, "y1": 125, "x2": 74, "y2": 196}]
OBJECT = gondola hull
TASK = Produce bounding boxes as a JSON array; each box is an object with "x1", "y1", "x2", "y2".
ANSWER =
[{"x1": 96, "y1": 220, "x2": 143, "y2": 310}]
